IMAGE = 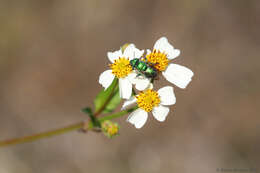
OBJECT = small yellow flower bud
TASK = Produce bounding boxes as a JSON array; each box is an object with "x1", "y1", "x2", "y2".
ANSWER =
[
  {"x1": 121, "y1": 43, "x2": 130, "y2": 52},
  {"x1": 101, "y1": 120, "x2": 120, "y2": 138}
]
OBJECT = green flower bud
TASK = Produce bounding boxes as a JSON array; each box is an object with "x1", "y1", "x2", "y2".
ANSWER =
[{"x1": 101, "y1": 120, "x2": 120, "y2": 138}]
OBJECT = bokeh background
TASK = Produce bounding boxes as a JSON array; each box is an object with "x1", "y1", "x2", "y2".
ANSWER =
[{"x1": 0, "y1": 0, "x2": 259, "y2": 172}]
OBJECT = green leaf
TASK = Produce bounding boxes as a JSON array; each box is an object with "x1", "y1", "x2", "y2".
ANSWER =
[
  {"x1": 94, "y1": 78, "x2": 120, "y2": 114},
  {"x1": 81, "y1": 107, "x2": 93, "y2": 115},
  {"x1": 102, "y1": 89, "x2": 121, "y2": 113},
  {"x1": 81, "y1": 107, "x2": 100, "y2": 127}
]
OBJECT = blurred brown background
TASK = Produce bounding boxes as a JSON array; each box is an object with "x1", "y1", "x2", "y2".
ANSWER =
[{"x1": 0, "y1": 0, "x2": 259, "y2": 172}]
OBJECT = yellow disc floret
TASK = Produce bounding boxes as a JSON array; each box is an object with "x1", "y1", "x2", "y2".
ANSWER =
[
  {"x1": 136, "y1": 89, "x2": 161, "y2": 112},
  {"x1": 101, "y1": 120, "x2": 120, "y2": 138},
  {"x1": 107, "y1": 125, "x2": 119, "y2": 136},
  {"x1": 146, "y1": 49, "x2": 169, "y2": 71},
  {"x1": 110, "y1": 57, "x2": 132, "y2": 78}
]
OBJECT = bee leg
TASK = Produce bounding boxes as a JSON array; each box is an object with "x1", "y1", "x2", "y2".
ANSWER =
[
  {"x1": 136, "y1": 73, "x2": 142, "y2": 77},
  {"x1": 143, "y1": 57, "x2": 148, "y2": 62},
  {"x1": 150, "y1": 78, "x2": 154, "y2": 83}
]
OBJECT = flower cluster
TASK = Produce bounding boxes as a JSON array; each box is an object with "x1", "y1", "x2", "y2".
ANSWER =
[
  {"x1": 99, "y1": 37, "x2": 194, "y2": 129},
  {"x1": 0, "y1": 37, "x2": 194, "y2": 146}
]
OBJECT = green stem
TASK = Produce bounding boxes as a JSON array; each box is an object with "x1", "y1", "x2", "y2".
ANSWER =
[
  {"x1": 99, "y1": 106, "x2": 137, "y2": 122},
  {"x1": 0, "y1": 107, "x2": 137, "y2": 148},
  {"x1": 0, "y1": 44, "x2": 135, "y2": 148},
  {"x1": 0, "y1": 122, "x2": 84, "y2": 147}
]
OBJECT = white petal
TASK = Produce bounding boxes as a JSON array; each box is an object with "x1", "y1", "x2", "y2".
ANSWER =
[
  {"x1": 98, "y1": 70, "x2": 115, "y2": 90},
  {"x1": 152, "y1": 105, "x2": 170, "y2": 122},
  {"x1": 153, "y1": 37, "x2": 180, "y2": 60},
  {"x1": 121, "y1": 97, "x2": 137, "y2": 110},
  {"x1": 127, "y1": 72, "x2": 138, "y2": 82},
  {"x1": 154, "y1": 37, "x2": 168, "y2": 50},
  {"x1": 168, "y1": 49, "x2": 180, "y2": 60},
  {"x1": 123, "y1": 44, "x2": 144, "y2": 60},
  {"x1": 146, "y1": 49, "x2": 151, "y2": 55},
  {"x1": 158, "y1": 86, "x2": 176, "y2": 105},
  {"x1": 127, "y1": 108, "x2": 148, "y2": 128},
  {"x1": 135, "y1": 78, "x2": 150, "y2": 91},
  {"x1": 107, "y1": 49, "x2": 123, "y2": 63},
  {"x1": 123, "y1": 44, "x2": 135, "y2": 59},
  {"x1": 132, "y1": 76, "x2": 151, "y2": 91},
  {"x1": 147, "y1": 83, "x2": 153, "y2": 89},
  {"x1": 162, "y1": 64, "x2": 194, "y2": 89},
  {"x1": 119, "y1": 78, "x2": 132, "y2": 99},
  {"x1": 133, "y1": 47, "x2": 144, "y2": 59}
]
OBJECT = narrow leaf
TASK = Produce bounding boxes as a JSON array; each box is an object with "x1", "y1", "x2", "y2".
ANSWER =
[
  {"x1": 94, "y1": 78, "x2": 119, "y2": 114},
  {"x1": 81, "y1": 107, "x2": 100, "y2": 127},
  {"x1": 81, "y1": 107, "x2": 93, "y2": 115},
  {"x1": 102, "y1": 88, "x2": 121, "y2": 113}
]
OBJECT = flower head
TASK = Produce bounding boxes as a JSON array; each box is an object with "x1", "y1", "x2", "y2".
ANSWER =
[
  {"x1": 122, "y1": 86, "x2": 176, "y2": 128},
  {"x1": 99, "y1": 44, "x2": 146, "y2": 99},
  {"x1": 136, "y1": 89, "x2": 160, "y2": 112},
  {"x1": 101, "y1": 120, "x2": 120, "y2": 138},
  {"x1": 146, "y1": 37, "x2": 194, "y2": 89},
  {"x1": 109, "y1": 57, "x2": 132, "y2": 78},
  {"x1": 146, "y1": 49, "x2": 169, "y2": 71}
]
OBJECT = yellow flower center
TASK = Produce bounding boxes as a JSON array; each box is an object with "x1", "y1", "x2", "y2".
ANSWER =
[
  {"x1": 110, "y1": 57, "x2": 132, "y2": 78},
  {"x1": 146, "y1": 49, "x2": 169, "y2": 71},
  {"x1": 107, "y1": 125, "x2": 119, "y2": 136},
  {"x1": 101, "y1": 120, "x2": 119, "y2": 138},
  {"x1": 136, "y1": 89, "x2": 160, "y2": 112}
]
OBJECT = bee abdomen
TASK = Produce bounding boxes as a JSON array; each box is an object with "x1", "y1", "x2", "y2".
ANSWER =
[
  {"x1": 145, "y1": 67, "x2": 157, "y2": 78},
  {"x1": 137, "y1": 61, "x2": 148, "y2": 71}
]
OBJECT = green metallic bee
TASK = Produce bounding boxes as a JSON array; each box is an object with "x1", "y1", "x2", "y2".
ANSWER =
[{"x1": 130, "y1": 58, "x2": 158, "y2": 80}]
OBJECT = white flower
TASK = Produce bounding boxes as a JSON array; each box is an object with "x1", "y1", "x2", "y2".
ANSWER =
[
  {"x1": 99, "y1": 44, "x2": 148, "y2": 99},
  {"x1": 130, "y1": 75, "x2": 153, "y2": 91},
  {"x1": 122, "y1": 86, "x2": 176, "y2": 128},
  {"x1": 146, "y1": 37, "x2": 194, "y2": 89}
]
